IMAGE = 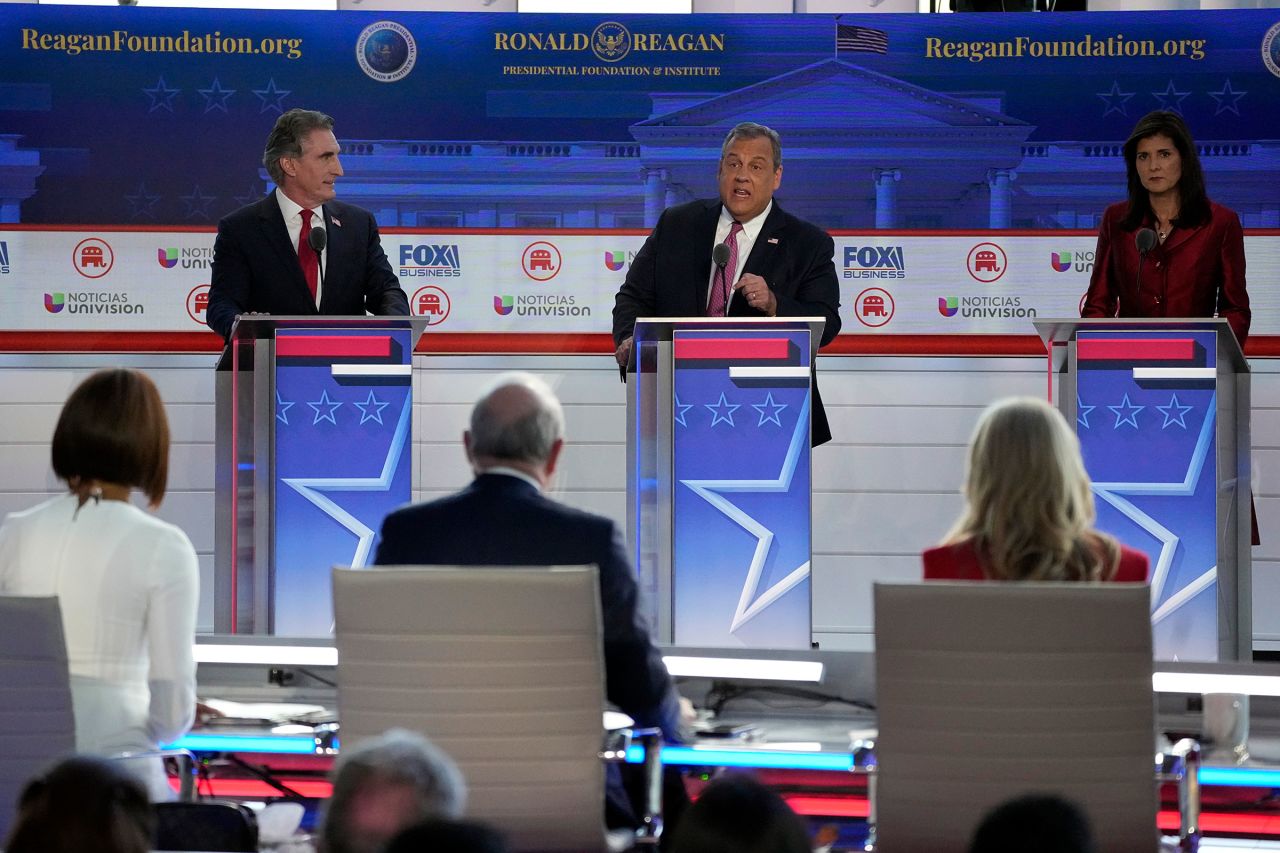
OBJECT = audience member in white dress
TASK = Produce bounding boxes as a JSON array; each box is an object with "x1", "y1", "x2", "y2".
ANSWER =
[{"x1": 0, "y1": 369, "x2": 198, "y2": 798}]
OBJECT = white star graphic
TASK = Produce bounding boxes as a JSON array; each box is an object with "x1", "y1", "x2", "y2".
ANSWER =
[
  {"x1": 1156, "y1": 393, "x2": 1194, "y2": 429},
  {"x1": 705, "y1": 393, "x2": 740, "y2": 428},
  {"x1": 354, "y1": 390, "x2": 391, "y2": 425},
  {"x1": 681, "y1": 398, "x2": 811, "y2": 633},
  {"x1": 752, "y1": 393, "x2": 788, "y2": 428},
  {"x1": 282, "y1": 398, "x2": 411, "y2": 570},
  {"x1": 307, "y1": 389, "x2": 342, "y2": 425},
  {"x1": 1108, "y1": 393, "x2": 1144, "y2": 429}
]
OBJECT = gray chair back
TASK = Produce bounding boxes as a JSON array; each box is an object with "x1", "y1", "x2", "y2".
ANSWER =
[
  {"x1": 333, "y1": 565, "x2": 607, "y2": 852},
  {"x1": 0, "y1": 595, "x2": 76, "y2": 840},
  {"x1": 873, "y1": 581, "x2": 1157, "y2": 853}
]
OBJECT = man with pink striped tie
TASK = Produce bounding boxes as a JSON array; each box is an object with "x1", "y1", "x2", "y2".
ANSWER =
[{"x1": 612, "y1": 122, "x2": 842, "y2": 446}]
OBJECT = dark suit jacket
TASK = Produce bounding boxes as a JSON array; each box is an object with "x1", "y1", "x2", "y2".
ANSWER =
[
  {"x1": 374, "y1": 473, "x2": 682, "y2": 739},
  {"x1": 207, "y1": 193, "x2": 409, "y2": 340},
  {"x1": 612, "y1": 199, "x2": 842, "y2": 445},
  {"x1": 922, "y1": 539, "x2": 1149, "y2": 583},
  {"x1": 1082, "y1": 200, "x2": 1250, "y2": 345}
]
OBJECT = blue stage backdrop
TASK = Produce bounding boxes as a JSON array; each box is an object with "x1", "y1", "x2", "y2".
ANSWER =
[{"x1": 1, "y1": 6, "x2": 1279, "y2": 231}]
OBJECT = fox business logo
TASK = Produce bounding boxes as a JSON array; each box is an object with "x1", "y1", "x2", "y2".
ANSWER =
[
  {"x1": 398, "y1": 244, "x2": 461, "y2": 277},
  {"x1": 0, "y1": 240, "x2": 9, "y2": 274},
  {"x1": 842, "y1": 246, "x2": 905, "y2": 279}
]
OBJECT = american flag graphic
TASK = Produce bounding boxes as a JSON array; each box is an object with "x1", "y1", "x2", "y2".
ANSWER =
[{"x1": 836, "y1": 23, "x2": 888, "y2": 54}]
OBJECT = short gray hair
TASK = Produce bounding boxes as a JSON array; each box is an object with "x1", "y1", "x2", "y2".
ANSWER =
[
  {"x1": 469, "y1": 372, "x2": 564, "y2": 465},
  {"x1": 720, "y1": 122, "x2": 782, "y2": 170},
  {"x1": 320, "y1": 728, "x2": 466, "y2": 853},
  {"x1": 263, "y1": 108, "x2": 334, "y2": 185}
]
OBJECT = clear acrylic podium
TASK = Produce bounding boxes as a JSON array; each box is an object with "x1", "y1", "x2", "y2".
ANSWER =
[
  {"x1": 1036, "y1": 317, "x2": 1250, "y2": 661},
  {"x1": 627, "y1": 316, "x2": 825, "y2": 650},
  {"x1": 214, "y1": 315, "x2": 427, "y2": 635}
]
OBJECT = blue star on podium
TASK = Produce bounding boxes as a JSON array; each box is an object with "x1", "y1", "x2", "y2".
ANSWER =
[
  {"x1": 680, "y1": 398, "x2": 811, "y2": 634},
  {"x1": 705, "y1": 393, "x2": 740, "y2": 428},
  {"x1": 354, "y1": 390, "x2": 391, "y2": 425},
  {"x1": 1108, "y1": 393, "x2": 1144, "y2": 429},
  {"x1": 1156, "y1": 394, "x2": 1194, "y2": 429},
  {"x1": 752, "y1": 393, "x2": 788, "y2": 428},
  {"x1": 307, "y1": 390, "x2": 342, "y2": 425},
  {"x1": 276, "y1": 391, "x2": 295, "y2": 425},
  {"x1": 1077, "y1": 395, "x2": 1096, "y2": 430},
  {"x1": 674, "y1": 395, "x2": 694, "y2": 428}
]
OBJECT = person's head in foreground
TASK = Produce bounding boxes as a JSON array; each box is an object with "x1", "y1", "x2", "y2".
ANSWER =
[
  {"x1": 968, "y1": 793, "x2": 1096, "y2": 853},
  {"x1": 4, "y1": 755, "x2": 154, "y2": 853},
  {"x1": 465, "y1": 372, "x2": 565, "y2": 489},
  {"x1": 669, "y1": 773, "x2": 810, "y2": 853},
  {"x1": 53, "y1": 368, "x2": 170, "y2": 508},
  {"x1": 946, "y1": 396, "x2": 1121, "y2": 581},
  {"x1": 319, "y1": 728, "x2": 467, "y2": 853}
]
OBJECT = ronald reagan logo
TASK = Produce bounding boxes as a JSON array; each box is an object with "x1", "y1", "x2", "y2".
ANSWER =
[
  {"x1": 399, "y1": 244, "x2": 461, "y2": 277},
  {"x1": 158, "y1": 247, "x2": 213, "y2": 270},
  {"x1": 966, "y1": 242, "x2": 1007, "y2": 283},
  {"x1": 853, "y1": 287, "x2": 894, "y2": 328},
  {"x1": 938, "y1": 295, "x2": 1035, "y2": 319},
  {"x1": 1263, "y1": 22, "x2": 1280, "y2": 79},
  {"x1": 493, "y1": 21, "x2": 724, "y2": 63},
  {"x1": 186, "y1": 285, "x2": 211, "y2": 325},
  {"x1": 411, "y1": 285, "x2": 451, "y2": 325},
  {"x1": 842, "y1": 245, "x2": 905, "y2": 280},
  {"x1": 356, "y1": 21, "x2": 417, "y2": 83},
  {"x1": 73, "y1": 237, "x2": 114, "y2": 279},
  {"x1": 494, "y1": 293, "x2": 591, "y2": 318},
  {"x1": 44, "y1": 291, "x2": 143, "y2": 315},
  {"x1": 521, "y1": 241, "x2": 562, "y2": 282}
]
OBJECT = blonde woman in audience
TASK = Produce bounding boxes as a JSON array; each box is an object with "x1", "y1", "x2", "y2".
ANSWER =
[
  {"x1": 923, "y1": 396, "x2": 1148, "y2": 582},
  {"x1": 0, "y1": 369, "x2": 198, "y2": 798}
]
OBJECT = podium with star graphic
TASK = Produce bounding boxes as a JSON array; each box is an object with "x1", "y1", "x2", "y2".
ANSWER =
[
  {"x1": 627, "y1": 317, "x2": 825, "y2": 650},
  {"x1": 1037, "y1": 318, "x2": 1251, "y2": 662},
  {"x1": 214, "y1": 316, "x2": 427, "y2": 636}
]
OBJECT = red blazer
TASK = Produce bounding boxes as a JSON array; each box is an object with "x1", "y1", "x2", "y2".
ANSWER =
[
  {"x1": 922, "y1": 538, "x2": 1149, "y2": 583},
  {"x1": 1081, "y1": 200, "x2": 1250, "y2": 346}
]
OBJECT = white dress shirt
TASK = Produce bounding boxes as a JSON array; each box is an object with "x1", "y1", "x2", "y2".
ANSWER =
[
  {"x1": 706, "y1": 200, "x2": 772, "y2": 313},
  {"x1": 276, "y1": 187, "x2": 328, "y2": 309},
  {"x1": 0, "y1": 493, "x2": 199, "y2": 796}
]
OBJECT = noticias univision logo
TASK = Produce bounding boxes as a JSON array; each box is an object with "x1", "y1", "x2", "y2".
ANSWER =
[
  {"x1": 44, "y1": 292, "x2": 65, "y2": 313},
  {"x1": 938, "y1": 296, "x2": 959, "y2": 317},
  {"x1": 158, "y1": 248, "x2": 180, "y2": 269},
  {"x1": 1050, "y1": 251, "x2": 1073, "y2": 273},
  {"x1": 494, "y1": 295, "x2": 514, "y2": 316},
  {"x1": 604, "y1": 251, "x2": 626, "y2": 272}
]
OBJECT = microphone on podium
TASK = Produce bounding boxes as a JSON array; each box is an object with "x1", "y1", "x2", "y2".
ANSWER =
[
  {"x1": 308, "y1": 224, "x2": 327, "y2": 291},
  {"x1": 1135, "y1": 227, "x2": 1157, "y2": 304}
]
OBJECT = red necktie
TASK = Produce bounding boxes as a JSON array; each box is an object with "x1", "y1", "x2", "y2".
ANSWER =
[
  {"x1": 708, "y1": 220, "x2": 743, "y2": 317},
  {"x1": 298, "y1": 209, "x2": 318, "y2": 302}
]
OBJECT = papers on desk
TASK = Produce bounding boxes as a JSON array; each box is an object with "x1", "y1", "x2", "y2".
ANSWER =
[{"x1": 200, "y1": 698, "x2": 331, "y2": 726}]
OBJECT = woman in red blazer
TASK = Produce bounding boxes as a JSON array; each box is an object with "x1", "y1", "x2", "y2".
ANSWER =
[
  {"x1": 1081, "y1": 110, "x2": 1250, "y2": 346},
  {"x1": 923, "y1": 397, "x2": 1149, "y2": 583}
]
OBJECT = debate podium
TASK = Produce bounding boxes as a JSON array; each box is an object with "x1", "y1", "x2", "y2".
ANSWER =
[
  {"x1": 626, "y1": 317, "x2": 825, "y2": 650},
  {"x1": 1036, "y1": 318, "x2": 1251, "y2": 661},
  {"x1": 213, "y1": 316, "x2": 427, "y2": 635}
]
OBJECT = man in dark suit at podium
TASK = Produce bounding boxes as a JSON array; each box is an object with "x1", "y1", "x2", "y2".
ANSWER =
[
  {"x1": 207, "y1": 108, "x2": 409, "y2": 341},
  {"x1": 373, "y1": 372, "x2": 685, "y2": 742},
  {"x1": 611, "y1": 122, "x2": 842, "y2": 446}
]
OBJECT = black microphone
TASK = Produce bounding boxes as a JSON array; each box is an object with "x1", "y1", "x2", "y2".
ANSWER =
[
  {"x1": 712, "y1": 242, "x2": 730, "y2": 270},
  {"x1": 308, "y1": 224, "x2": 327, "y2": 291},
  {"x1": 1135, "y1": 227, "x2": 1157, "y2": 304}
]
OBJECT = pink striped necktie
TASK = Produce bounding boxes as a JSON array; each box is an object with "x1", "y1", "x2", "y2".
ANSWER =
[{"x1": 708, "y1": 220, "x2": 743, "y2": 317}]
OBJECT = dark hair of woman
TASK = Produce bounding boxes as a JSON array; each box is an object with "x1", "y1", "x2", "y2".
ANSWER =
[
  {"x1": 4, "y1": 755, "x2": 155, "y2": 853},
  {"x1": 1119, "y1": 110, "x2": 1210, "y2": 232},
  {"x1": 51, "y1": 368, "x2": 170, "y2": 507},
  {"x1": 669, "y1": 773, "x2": 810, "y2": 853}
]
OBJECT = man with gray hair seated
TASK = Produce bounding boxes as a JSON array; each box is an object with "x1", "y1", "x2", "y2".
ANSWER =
[
  {"x1": 318, "y1": 728, "x2": 466, "y2": 853},
  {"x1": 373, "y1": 372, "x2": 687, "y2": 825}
]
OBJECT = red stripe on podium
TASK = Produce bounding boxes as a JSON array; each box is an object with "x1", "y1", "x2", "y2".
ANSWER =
[
  {"x1": 1077, "y1": 338, "x2": 1196, "y2": 361},
  {"x1": 674, "y1": 338, "x2": 791, "y2": 360},
  {"x1": 276, "y1": 335, "x2": 392, "y2": 358}
]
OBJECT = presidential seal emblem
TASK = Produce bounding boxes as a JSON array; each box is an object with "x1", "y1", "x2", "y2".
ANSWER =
[
  {"x1": 356, "y1": 21, "x2": 417, "y2": 83},
  {"x1": 591, "y1": 21, "x2": 630, "y2": 63},
  {"x1": 1263, "y1": 21, "x2": 1280, "y2": 79}
]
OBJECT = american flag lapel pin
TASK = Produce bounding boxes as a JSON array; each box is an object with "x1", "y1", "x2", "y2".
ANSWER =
[
  {"x1": 331, "y1": 215, "x2": 342, "y2": 227},
  {"x1": 767, "y1": 237, "x2": 779, "y2": 244}
]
